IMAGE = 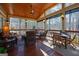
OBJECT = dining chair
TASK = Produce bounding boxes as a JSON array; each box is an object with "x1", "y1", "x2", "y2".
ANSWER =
[
  {"x1": 61, "y1": 34, "x2": 76, "y2": 48},
  {"x1": 53, "y1": 33, "x2": 62, "y2": 45},
  {"x1": 40, "y1": 30, "x2": 48, "y2": 40}
]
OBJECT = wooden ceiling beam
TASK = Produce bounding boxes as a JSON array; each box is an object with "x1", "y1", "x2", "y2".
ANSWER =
[{"x1": 0, "y1": 4, "x2": 7, "y2": 18}]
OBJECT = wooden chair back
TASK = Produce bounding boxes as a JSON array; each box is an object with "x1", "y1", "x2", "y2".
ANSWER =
[{"x1": 70, "y1": 34, "x2": 76, "y2": 42}]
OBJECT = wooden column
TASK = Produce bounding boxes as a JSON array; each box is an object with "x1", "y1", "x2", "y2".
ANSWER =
[
  {"x1": 61, "y1": 14, "x2": 65, "y2": 31},
  {"x1": 44, "y1": 11, "x2": 47, "y2": 30},
  {"x1": 36, "y1": 21, "x2": 38, "y2": 29},
  {"x1": 61, "y1": 3, "x2": 65, "y2": 31},
  {"x1": 25, "y1": 20, "x2": 27, "y2": 30}
]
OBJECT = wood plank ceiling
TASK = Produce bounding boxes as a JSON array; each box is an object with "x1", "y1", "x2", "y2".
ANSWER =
[{"x1": 0, "y1": 3, "x2": 57, "y2": 20}]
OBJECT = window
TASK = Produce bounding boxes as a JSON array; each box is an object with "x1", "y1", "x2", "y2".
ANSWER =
[
  {"x1": 26, "y1": 20, "x2": 37, "y2": 29},
  {"x1": 65, "y1": 3, "x2": 75, "y2": 7},
  {"x1": 10, "y1": 18, "x2": 37, "y2": 30},
  {"x1": 46, "y1": 19, "x2": 50, "y2": 30},
  {"x1": 0, "y1": 18, "x2": 2, "y2": 29},
  {"x1": 65, "y1": 14, "x2": 70, "y2": 30},
  {"x1": 65, "y1": 8, "x2": 79, "y2": 42},
  {"x1": 37, "y1": 21, "x2": 44, "y2": 29},
  {"x1": 20, "y1": 19, "x2": 26, "y2": 29},
  {"x1": 47, "y1": 15, "x2": 62, "y2": 30},
  {"x1": 65, "y1": 8, "x2": 79, "y2": 31},
  {"x1": 10, "y1": 18, "x2": 20, "y2": 29},
  {"x1": 10, "y1": 18, "x2": 37, "y2": 35},
  {"x1": 46, "y1": 4, "x2": 62, "y2": 15}
]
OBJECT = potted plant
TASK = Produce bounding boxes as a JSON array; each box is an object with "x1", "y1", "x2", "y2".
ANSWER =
[{"x1": 0, "y1": 47, "x2": 8, "y2": 56}]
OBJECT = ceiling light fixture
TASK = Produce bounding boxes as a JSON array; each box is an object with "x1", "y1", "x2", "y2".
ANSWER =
[{"x1": 30, "y1": 3, "x2": 34, "y2": 15}]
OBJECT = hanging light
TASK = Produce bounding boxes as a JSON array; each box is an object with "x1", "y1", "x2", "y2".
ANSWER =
[
  {"x1": 6, "y1": 19, "x2": 9, "y2": 24},
  {"x1": 43, "y1": 20, "x2": 45, "y2": 22},
  {"x1": 6, "y1": 16, "x2": 9, "y2": 24},
  {"x1": 32, "y1": 9, "x2": 34, "y2": 14},
  {"x1": 3, "y1": 26, "x2": 9, "y2": 32},
  {"x1": 30, "y1": 3, "x2": 34, "y2": 15}
]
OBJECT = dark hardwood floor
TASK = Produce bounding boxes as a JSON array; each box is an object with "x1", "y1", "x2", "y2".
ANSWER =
[
  {"x1": 7, "y1": 38, "x2": 63, "y2": 56},
  {"x1": 25, "y1": 44, "x2": 44, "y2": 56}
]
